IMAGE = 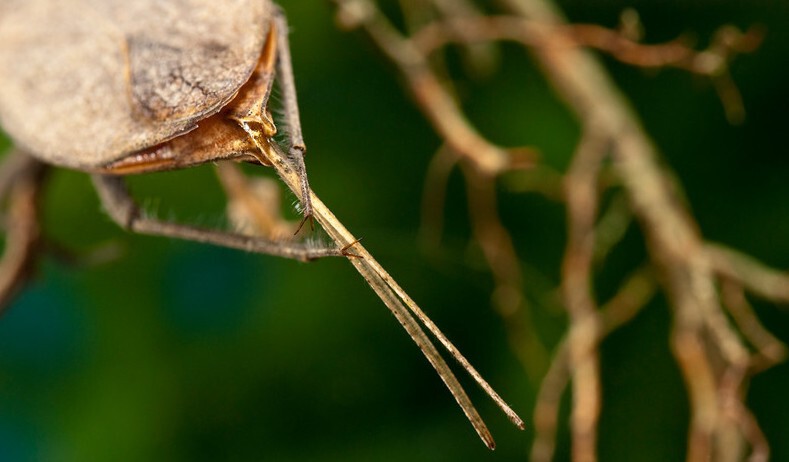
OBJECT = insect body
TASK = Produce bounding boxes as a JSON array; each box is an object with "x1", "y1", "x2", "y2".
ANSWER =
[
  {"x1": 0, "y1": 0, "x2": 321, "y2": 258},
  {"x1": 0, "y1": 0, "x2": 524, "y2": 449},
  {"x1": 1, "y1": 0, "x2": 259, "y2": 167}
]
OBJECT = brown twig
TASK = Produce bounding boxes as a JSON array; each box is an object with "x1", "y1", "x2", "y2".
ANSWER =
[
  {"x1": 0, "y1": 151, "x2": 47, "y2": 315},
  {"x1": 460, "y1": 158, "x2": 549, "y2": 382},
  {"x1": 531, "y1": 339, "x2": 570, "y2": 462},
  {"x1": 496, "y1": 0, "x2": 766, "y2": 460},
  {"x1": 418, "y1": 144, "x2": 459, "y2": 250},
  {"x1": 215, "y1": 162, "x2": 298, "y2": 239},
  {"x1": 502, "y1": 164, "x2": 565, "y2": 201},
  {"x1": 531, "y1": 265, "x2": 658, "y2": 462},
  {"x1": 412, "y1": 14, "x2": 761, "y2": 74},
  {"x1": 720, "y1": 279, "x2": 788, "y2": 372},
  {"x1": 561, "y1": 131, "x2": 608, "y2": 462},
  {"x1": 330, "y1": 0, "x2": 786, "y2": 459},
  {"x1": 592, "y1": 192, "x2": 632, "y2": 264},
  {"x1": 707, "y1": 243, "x2": 789, "y2": 303},
  {"x1": 719, "y1": 371, "x2": 771, "y2": 462},
  {"x1": 411, "y1": 14, "x2": 761, "y2": 122},
  {"x1": 428, "y1": 0, "x2": 501, "y2": 77},
  {"x1": 332, "y1": 0, "x2": 512, "y2": 176}
]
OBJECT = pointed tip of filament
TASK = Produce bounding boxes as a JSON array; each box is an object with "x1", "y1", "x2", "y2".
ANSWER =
[
  {"x1": 477, "y1": 426, "x2": 496, "y2": 450},
  {"x1": 513, "y1": 415, "x2": 526, "y2": 430},
  {"x1": 505, "y1": 408, "x2": 526, "y2": 430}
]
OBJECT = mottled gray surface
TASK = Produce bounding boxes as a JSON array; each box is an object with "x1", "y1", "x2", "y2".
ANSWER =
[{"x1": 0, "y1": 0, "x2": 270, "y2": 169}]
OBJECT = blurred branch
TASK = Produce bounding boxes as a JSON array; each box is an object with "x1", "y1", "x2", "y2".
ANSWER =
[
  {"x1": 215, "y1": 162, "x2": 299, "y2": 239},
  {"x1": 708, "y1": 243, "x2": 789, "y2": 303},
  {"x1": 411, "y1": 14, "x2": 761, "y2": 123},
  {"x1": 330, "y1": 0, "x2": 785, "y2": 459},
  {"x1": 560, "y1": 131, "x2": 608, "y2": 462},
  {"x1": 461, "y1": 157, "x2": 548, "y2": 381},
  {"x1": 532, "y1": 265, "x2": 658, "y2": 462},
  {"x1": 720, "y1": 279, "x2": 788, "y2": 372},
  {"x1": 331, "y1": 0, "x2": 512, "y2": 176},
  {"x1": 592, "y1": 193, "x2": 632, "y2": 264},
  {"x1": 0, "y1": 151, "x2": 47, "y2": 315},
  {"x1": 495, "y1": 1, "x2": 767, "y2": 460},
  {"x1": 400, "y1": 0, "x2": 500, "y2": 77},
  {"x1": 418, "y1": 144, "x2": 459, "y2": 250},
  {"x1": 502, "y1": 164, "x2": 565, "y2": 201}
]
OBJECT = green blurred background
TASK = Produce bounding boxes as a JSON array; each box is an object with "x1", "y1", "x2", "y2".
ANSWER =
[{"x1": 1, "y1": 1, "x2": 788, "y2": 460}]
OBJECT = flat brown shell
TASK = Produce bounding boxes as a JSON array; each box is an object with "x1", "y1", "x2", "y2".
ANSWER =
[{"x1": 0, "y1": 0, "x2": 270, "y2": 169}]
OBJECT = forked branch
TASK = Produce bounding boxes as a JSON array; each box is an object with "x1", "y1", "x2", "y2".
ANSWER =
[{"x1": 328, "y1": 0, "x2": 787, "y2": 460}]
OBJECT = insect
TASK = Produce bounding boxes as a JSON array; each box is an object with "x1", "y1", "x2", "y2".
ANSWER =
[
  {"x1": 0, "y1": 0, "x2": 523, "y2": 449},
  {"x1": 0, "y1": 0, "x2": 329, "y2": 259}
]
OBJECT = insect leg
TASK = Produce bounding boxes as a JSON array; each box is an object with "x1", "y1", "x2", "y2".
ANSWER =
[
  {"x1": 271, "y1": 7, "x2": 313, "y2": 221},
  {"x1": 91, "y1": 174, "x2": 341, "y2": 261}
]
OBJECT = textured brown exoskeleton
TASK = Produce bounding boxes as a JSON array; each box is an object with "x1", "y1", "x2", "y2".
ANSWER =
[{"x1": 0, "y1": 0, "x2": 333, "y2": 259}]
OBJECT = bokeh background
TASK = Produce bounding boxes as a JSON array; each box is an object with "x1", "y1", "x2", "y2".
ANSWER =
[{"x1": 1, "y1": 1, "x2": 788, "y2": 461}]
